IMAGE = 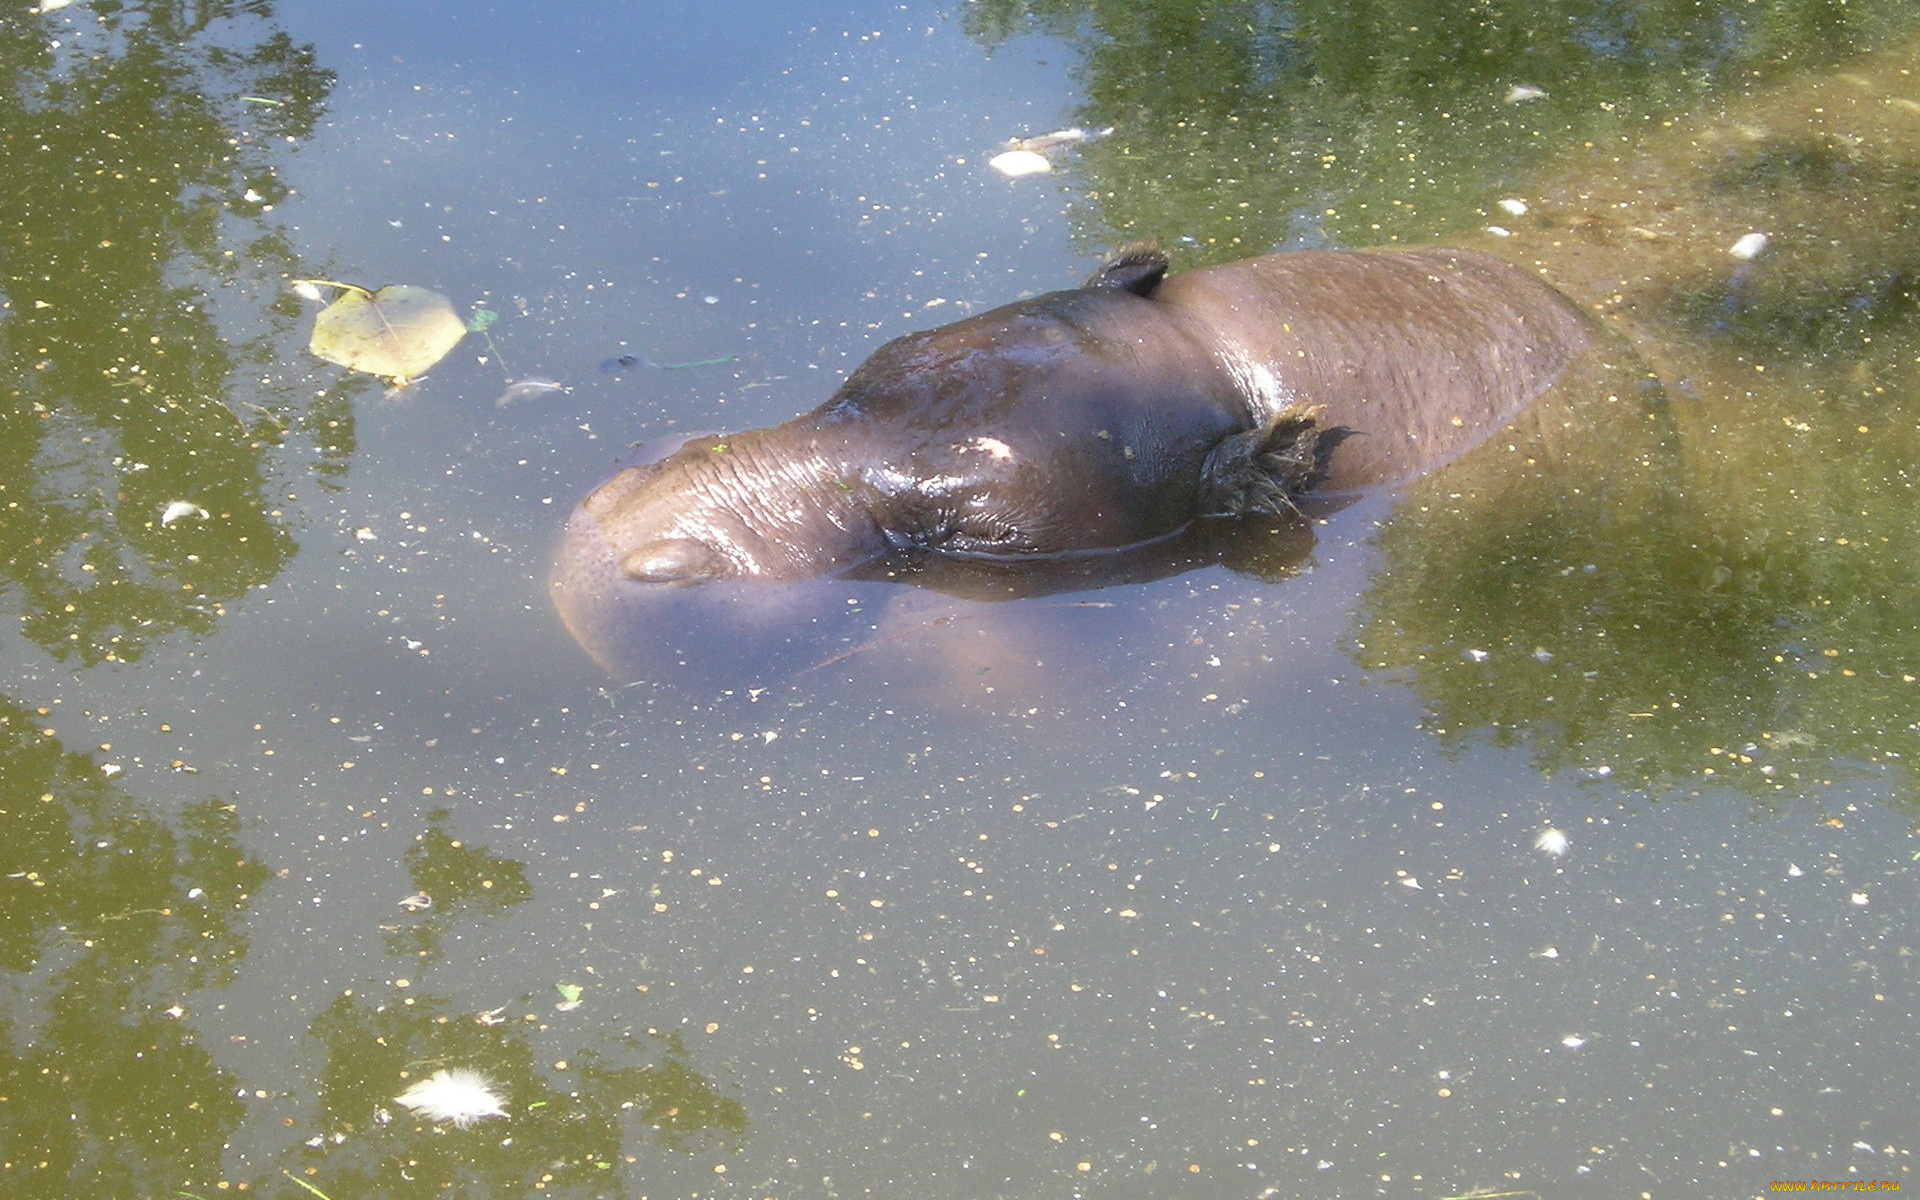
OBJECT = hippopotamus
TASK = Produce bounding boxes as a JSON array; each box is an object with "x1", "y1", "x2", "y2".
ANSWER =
[{"x1": 555, "y1": 245, "x2": 1592, "y2": 596}]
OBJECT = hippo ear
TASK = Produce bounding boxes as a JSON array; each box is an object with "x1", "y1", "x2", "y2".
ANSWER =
[
  {"x1": 1084, "y1": 242, "x2": 1169, "y2": 297},
  {"x1": 620, "y1": 538, "x2": 728, "y2": 584}
]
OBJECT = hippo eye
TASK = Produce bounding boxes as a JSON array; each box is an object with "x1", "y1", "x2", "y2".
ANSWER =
[{"x1": 620, "y1": 538, "x2": 727, "y2": 584}]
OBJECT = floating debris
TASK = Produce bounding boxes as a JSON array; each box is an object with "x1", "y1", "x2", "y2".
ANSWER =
[
  {"x1": 1729, "y1": 231, "x2": 1770, "y2": 260},
  {"x1": 160, "y1": 500, "x2": 209, "y2": 527},
  {"x1": 1497, "y1": 198, "x2": 1530, "y2": 217},
  {"x1": 1559, "y1": 1033, "x2": 1588, "y2": 1049},
  {"x1": 1505, "y1": 84, "x2": 1549, "y2": 103},
  {"x1": 395, "y1": 1068, "x2": 507, "y2": 1127},
  {"x1": 493, "y1": 377, "x2": 569, "y2": 407},
  {"x1": 989, "y1": 126, "x2": 1113, "y2": 178},
  {"x1": 398, "y1": 892, "x2": 432, "y2": 912},
  {"x1": 467, "y1": 308, "x2": 508, "y2": 368},
  {"x1": 598, "y1": 353, "x2": 735, "y2": 374},
  {"x1": 1534, "y1": 826, "x2": 1572, "y2": 858},
  {"x1": 1015, "y1": 126, "x2": 1112, "y2": 154}
]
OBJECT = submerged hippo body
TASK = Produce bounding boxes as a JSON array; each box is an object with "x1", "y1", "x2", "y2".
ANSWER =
[{"x1": 558, "y1": 246, "x2": 1592, "y2": 598}]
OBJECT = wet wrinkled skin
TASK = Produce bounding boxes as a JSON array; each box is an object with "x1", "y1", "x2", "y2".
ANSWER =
[{"x1": 551, "y1": 245, "x2": 1595, "y2": 678}]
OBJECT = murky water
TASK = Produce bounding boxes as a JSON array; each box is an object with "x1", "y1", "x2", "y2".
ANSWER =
[{"x1": 4, "y1": 3, "x2": 1919, "y2": 1198}]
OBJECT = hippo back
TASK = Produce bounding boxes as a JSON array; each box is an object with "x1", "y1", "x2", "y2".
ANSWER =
[{"x1": 1154, "y1": 247, "x2": 1595, "y2": 493}]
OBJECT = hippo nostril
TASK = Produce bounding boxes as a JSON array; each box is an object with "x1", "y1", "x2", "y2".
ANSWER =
[{"x1": 621, "y1": 538, "x2": 727, "y2": 584}]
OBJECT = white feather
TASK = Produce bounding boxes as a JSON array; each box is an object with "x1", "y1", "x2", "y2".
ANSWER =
[
  {"x1": 1534, "y1": 826, "x2": 1571, "y2": 857},
  {"x1": 160, "y1": 500, "x2": 208, "y2": 527},
  {"x1": 395, "y1": 1068, "x2": 507, "y2": 1127}
]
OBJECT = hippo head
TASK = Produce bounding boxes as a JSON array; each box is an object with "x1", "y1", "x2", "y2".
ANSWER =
[
  {"x1": 571, "y1": 439, "x2": 742, "y2": 586},
  {"x1": 549, "y1": 427, "x2": 897, "y2": 679},
  {"x1": 563, "y1": 425, "x2": 893, "y2": 588}
]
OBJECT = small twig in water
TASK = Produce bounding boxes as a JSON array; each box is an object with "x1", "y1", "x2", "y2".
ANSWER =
[{"x1": 281, "y1": 1170, "x2": 337, "y2": 1200}]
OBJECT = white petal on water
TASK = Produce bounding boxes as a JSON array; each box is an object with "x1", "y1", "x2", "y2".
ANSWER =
[
  {"x1": 1534, "y1": 826, "x2": 1571, "y2": 857},
  {"x1": 1497, "y1": 197, "x2": 1530, "y2": 217},
  {"x1": 1463, "y1": 648, "x2": 1490, "y2": 662},
  {"x1": 161, "y1": 500, "x2": 208, "y2": 526},
  {"x1": 395, "y1": 1068, "x2": 507, "y2": 1127},
  {"x1": 1560, "y1": 1034, "x2": 1588, "y2": 1049},
  {"x1": 291, "y1": 281, "x2": 325, "y2": 302},
  {"x1": 1729, "y1": 231, "x2": 1770, "y2": 260},
  {"x1": 1505, "y1": 84, "x2": 1548, "y2": 103},
  {"x1": 1484, "y1": 225, "x2": 1513, "y2": 238},
  {"x1": 989, "y1": 149, "x2": 1053, "y2": 178}
]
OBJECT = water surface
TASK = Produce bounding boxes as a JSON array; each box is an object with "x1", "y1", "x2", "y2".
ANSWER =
[{"x1": 3, "y1": 2, "x2": 1919, "y2": 1198}]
